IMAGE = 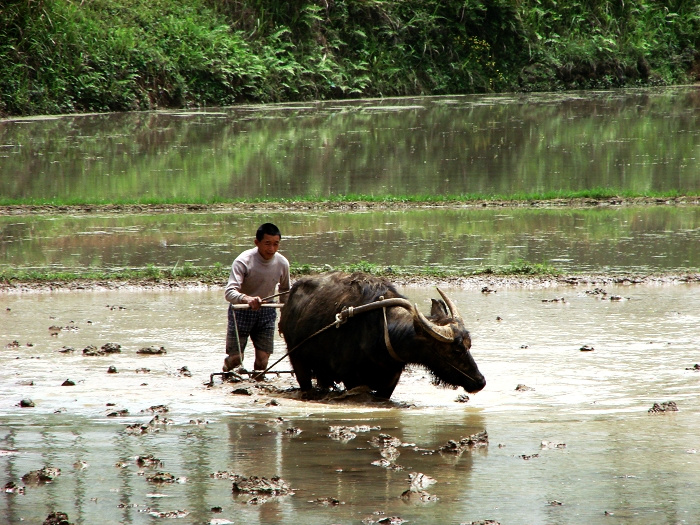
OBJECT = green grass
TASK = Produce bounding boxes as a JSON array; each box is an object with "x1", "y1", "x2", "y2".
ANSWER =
[
  {"x1": 1, "y1": 188, "x2": 697, "y2": 208},
  {"x1": 0, "y1": 260, "x2": 561, "y2": 285}
]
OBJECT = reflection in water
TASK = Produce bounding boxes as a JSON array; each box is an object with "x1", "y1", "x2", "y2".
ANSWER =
[
  {"x1": 1, "y1": 285, "x2": 699, "y2": 524},
  {"x1": 1, "y1": 205, "x2": 699, "y2": 274},
  {"x1": 1, "y1": 87, "x2": 700, "y2": 203}
]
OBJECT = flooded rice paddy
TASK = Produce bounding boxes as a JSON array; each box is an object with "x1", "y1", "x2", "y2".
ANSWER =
[
  {"x1": 2, "y1": 283, "x2": 699, "y2": 525},
  {"x1": 2, "y1": 86, "x2": 700, "y2": 203},
  {"x1": 2, "y1": 205, "x2": 700, "y2": 275},
  {"x1": 2, "y1": 86, "x2": 700, "y2": 524}
]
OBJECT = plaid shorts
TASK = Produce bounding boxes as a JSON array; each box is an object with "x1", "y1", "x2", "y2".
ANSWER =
[{"x1": 226, "y1": 305, "x2": 277, "y2": 355}]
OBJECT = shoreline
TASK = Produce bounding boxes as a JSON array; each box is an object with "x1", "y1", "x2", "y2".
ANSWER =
[
  {"x1": 1, "y1": 195, "x2": 700, "y2": 216},
  {"x1": 2, "y1": 198, "x2": 698, "y2": 293},
  {"x1": 3, "y1": 272, "x2": 699, "y2": 294}
]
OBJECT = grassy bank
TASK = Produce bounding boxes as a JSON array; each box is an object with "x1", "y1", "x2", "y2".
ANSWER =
[
  {"x1": 1, "y1": 189, "x2": 699, "y2": 210},
  {"x1": 0, "y1": 259, "x2": 560, "y2": 286},
  {"x1": 1, "y1": 0, "x2": 699, "y2": 116},
  {"x1": 3, "y1": 261, "x2": 699, "y2": 291}
]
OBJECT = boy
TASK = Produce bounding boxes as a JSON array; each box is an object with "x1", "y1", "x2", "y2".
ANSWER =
[{"x1": 223, "y1": 223, "x2": 290, "y2": 374}]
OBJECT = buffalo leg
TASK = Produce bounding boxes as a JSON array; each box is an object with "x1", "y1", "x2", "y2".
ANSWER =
[
  {"x1": 290, "y1": 356, "x2": 313, "y2": 392},
  {"x1": 374, "y1": 370, "x2": 402, "y2": 399}
]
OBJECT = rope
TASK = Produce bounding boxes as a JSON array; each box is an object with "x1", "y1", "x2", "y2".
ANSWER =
[
  {"x1": 251, "y1": 296, "x2": 408, "y2": 379},
  {"x1": 251, "y1": 316, "x2": 342, "y2": 380}
]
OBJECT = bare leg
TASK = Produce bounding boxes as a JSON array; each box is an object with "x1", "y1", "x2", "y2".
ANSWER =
[
  {"x1": 252, "y1": 349, "x2": 270, "y2": 380},
  {"x1": 223, "y1": 353, "x2": 242, "y2": 372}
]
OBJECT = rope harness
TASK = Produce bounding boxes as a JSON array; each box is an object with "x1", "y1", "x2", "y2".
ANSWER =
[
  {"x1": 208, "y1": 288, "x2": 483, "y2": 388},
  {"x1": 383, "y1": 306, "x2": 403, "y2": 362},
  {"x1": 249, "y1": 296, "x2": 405, "y2": 380}
]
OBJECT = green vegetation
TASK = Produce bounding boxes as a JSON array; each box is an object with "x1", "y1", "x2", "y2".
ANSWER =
[
  {"x1": 0, "y1": 259, "x2": 560, "y2": 285},
  {"x1": 1, "y1": 0, "x2": 699, "y2": 117},
  {"x1": 1, "y1": 189, "x2": 698, "y2": 208}
]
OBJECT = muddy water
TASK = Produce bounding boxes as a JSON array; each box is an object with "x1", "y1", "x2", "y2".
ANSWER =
[
  {"x1": 2, "y1": 284, "x2": 699, "y2": 524},
  {"x1": 2, "y1": 205, "x2": 700, "y2": 274},
  {"x1": 2, "y1": 87, "x2": 700, "y2": 203}
]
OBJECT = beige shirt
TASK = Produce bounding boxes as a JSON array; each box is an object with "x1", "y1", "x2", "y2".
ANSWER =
[{"x1": 224, "y1": 247, "x2": 290, "y2": 304}]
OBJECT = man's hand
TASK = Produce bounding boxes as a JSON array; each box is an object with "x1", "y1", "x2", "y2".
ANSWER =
[{"x1": 243, "y1": 295, "x2": 262, "y2": 310}]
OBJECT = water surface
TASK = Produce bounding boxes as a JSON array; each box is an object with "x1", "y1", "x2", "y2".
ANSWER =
[
  {"x1": 2, "y1": 284, "x2": 699, "y2": 524},
  {"x1": 2, "y1": 87, "x2": 699, "y2": 202},
  {"x1": 2, "y1": 205, "x2": 699, "y2": 274}
]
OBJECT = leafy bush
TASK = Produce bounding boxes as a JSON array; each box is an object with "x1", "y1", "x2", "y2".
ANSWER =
[{"x1": 1, "y1": 0, "x2": 698, "y2": 116}]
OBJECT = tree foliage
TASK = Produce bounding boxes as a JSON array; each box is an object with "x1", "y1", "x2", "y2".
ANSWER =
[{"x1": 1, "y1": 0, "x2": 698, "y2": 116}]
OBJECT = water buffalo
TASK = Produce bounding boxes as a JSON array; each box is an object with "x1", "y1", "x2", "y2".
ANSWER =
[{"x1": 278, "y1": 272, "x2": 485, "y2": 398}]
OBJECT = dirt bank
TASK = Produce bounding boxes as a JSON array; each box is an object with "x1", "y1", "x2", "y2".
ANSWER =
[
  {"x1": 2, "y1": 272, "x2": 699, "y2": 294},
  {"x1": 2, "y1": 198, "x2": 698, "y2": 293},
  {"x1": 1, "y1": 195, "x2": 699, "y2": 216}
]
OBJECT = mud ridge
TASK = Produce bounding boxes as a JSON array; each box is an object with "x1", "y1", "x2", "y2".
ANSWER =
[{"x1": 1, "y1": 196, "x2": 699, "y2": 217}]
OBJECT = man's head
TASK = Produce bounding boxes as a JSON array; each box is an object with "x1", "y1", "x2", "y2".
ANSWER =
[
  {"x1": 255, "y1": 223, "x2": 282, "y2": 260},
  {"x1": 256, "y1": 223, "x2": 282, "y2": 241}
]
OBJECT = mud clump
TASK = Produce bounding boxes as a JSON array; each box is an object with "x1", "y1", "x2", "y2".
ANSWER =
[
  {"x1": 148, "y1": 509, "x2": 189, "y2": 518},
  {"x1": 82, "y1": 343, "x2": 121, "y2": 356},
  {"x1": 123, "y1": 414, "x2": 173, "y2": 435},
  {"x1": 231, "y1": 475, "x2": 294, "y2": 496},
  {"x1": 137, "y1": 346, "x2": 167, "y2": 355},
  {"x1": 439, "y1": 430, "x2": 488, "y2": 454},
  {"x1": 648, "y1": 401, "x2": 678, "y2": 413},
  {"x1": 106, "y1": 408, "x2": 128, "y2": 417},
  {"x1": 137, "y1": 454, "x2": 163, "y2": 468},
  {"x1": 328, "y1": 424, "x2": 380, "y2": 442},
  {"x1": 400, "y1": 471, "x2": 438, "y2": 502},
  {"x1": 22, "y1": 467, "x2": 61, "y2": 484},
  {"x1": 101, "y1": 342, "x2": 121, "y2": 353},
  {"x1": 43, "y1": 512, "x2": 73, "y2": 525},
  {"x1": 4, "y1": 481, "x2": 25, "y2": 494},
  {"x1": 82, "y1": 345, "x2": 100, "y2": 356},
  {"x1": 310, "y1": 497, "x2": 343, "y2": 506},
  {"x1": 146, "y1": 472, "x2": 177, "y2": 483},
  {"x1": 143, "y1": 404, "x2": 169, "y2": 414},
  {"x1": 369, "y1": 433, "x2": 415, "y2": 471}
]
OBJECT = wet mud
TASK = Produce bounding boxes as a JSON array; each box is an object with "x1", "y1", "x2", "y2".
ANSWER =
[
  {"x1": 1, "y1": 195, "x2": 699, "y2": 217},
  {"x1": 2, "y1": 279, "x2": 699, "y2": 524}
]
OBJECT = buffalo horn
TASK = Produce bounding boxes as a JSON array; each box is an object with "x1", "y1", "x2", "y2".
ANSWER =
[
  {"x1": 436, "y1": 287, "x2": 463, "y2": 321},
  {"x1": 336, "y1": 297, "x2": 413, "y2": 323},
  {"x1": 415, "y1": 307, "x2": 455, "y2": 343}
]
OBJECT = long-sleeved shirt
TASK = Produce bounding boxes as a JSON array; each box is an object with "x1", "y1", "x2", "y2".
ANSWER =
[{"x1": 224, "y1": 247, "x2": 290, "y2": 305}]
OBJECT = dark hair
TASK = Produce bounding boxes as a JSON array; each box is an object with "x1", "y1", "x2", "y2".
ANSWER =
[{"x1": 256, "y1": 223, "x2": 282, "y2": 241}]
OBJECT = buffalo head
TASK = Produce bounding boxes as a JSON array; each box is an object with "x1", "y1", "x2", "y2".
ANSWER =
[{"x1": 407, "y1": 288, "x2": 485, "y2": 393}]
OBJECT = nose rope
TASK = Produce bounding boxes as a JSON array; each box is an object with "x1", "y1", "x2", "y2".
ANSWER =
[{"x1": 448, "y1": 362, "x2": 477, "y2": 383}]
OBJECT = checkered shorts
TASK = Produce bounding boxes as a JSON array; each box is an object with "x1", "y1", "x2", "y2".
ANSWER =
[{"x1": 226, "y1": 305, "x2": 277, "y2": 355}]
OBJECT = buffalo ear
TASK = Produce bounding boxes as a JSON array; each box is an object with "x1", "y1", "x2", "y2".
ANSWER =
[{"x1": 430, "y1": 299, "x2": 449, "y2": 318}]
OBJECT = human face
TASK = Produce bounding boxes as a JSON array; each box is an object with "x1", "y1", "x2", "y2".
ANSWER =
[{"x1": 255, "y1": 233, "x2": 281, "y2": 260}]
